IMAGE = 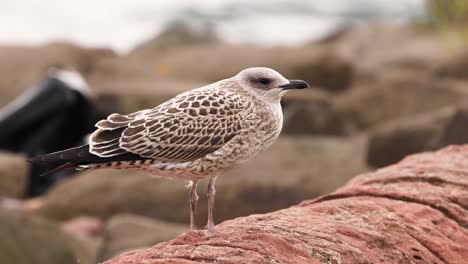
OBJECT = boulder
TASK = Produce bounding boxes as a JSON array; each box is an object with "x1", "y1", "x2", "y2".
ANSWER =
[
  {"x1": 333, "y1": 75, "x2": 467, "y2": 130},
  {"x1": 367, "y1": 103, "x2": 468, "y2": 167},
  {"x1": 282, "y1": 98, "x2": 349, "y2": 136},
  {"x1": 105, "y1": 145, "x2": 468, "y2": 264},
  {"x1": 286, "y1": 52, "x2": 354, "y2": 92},
  {"x1": 100, "y1": 214, "x2": 186, "y2": 261},
  {"x1": 433, "y1": 104, "x2": 468, "y2": 148},
  {"x1": 0, "y1": 208, "x2": 78, "y2": 264},
  {"x1": 38, "y1": 136, "x2": 368, "y2": 224},
  {"x1": 0, "y1": 43, "x2": 115, "y2": 107},
  {"x1": 332, "y1": 24, "x2": 452, "y2": 81},
  {"x1": 436, "y1": 48, "x2": 468, "y2": 79},
  {"x1": 366, "y1": 106, "x2": 455, "y2": 167},
  {"x1": 0, "y1": 152, "x2": 28, "y2": 198}
]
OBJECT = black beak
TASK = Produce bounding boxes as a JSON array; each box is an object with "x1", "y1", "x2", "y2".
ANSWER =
[{"x1": 279, "y1": 80, "x2": 310, "y2": 90}]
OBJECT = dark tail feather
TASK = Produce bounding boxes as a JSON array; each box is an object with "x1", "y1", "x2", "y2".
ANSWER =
[
  {"x1": 29, "y1": 144, "x2": 148, "y2": 176},
  {"x1": 29, "y1": 145, "x2": 90, "y2": 165},
  {"x1": 28, "y1": 145, "x2": 90, "y2": 176}
]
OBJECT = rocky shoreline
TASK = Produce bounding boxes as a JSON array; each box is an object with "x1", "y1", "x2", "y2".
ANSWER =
[
  {"x1": 105, "y1": 145, "x2": 468, "y2": 264},
  {"x1": 1, "y1": 23, "x2": 468, "y2": 263}
]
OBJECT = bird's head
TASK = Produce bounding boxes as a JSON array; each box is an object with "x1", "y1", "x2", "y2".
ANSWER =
[{"x1": 233, "y1": 67, "x2": 309, "y2": 102}]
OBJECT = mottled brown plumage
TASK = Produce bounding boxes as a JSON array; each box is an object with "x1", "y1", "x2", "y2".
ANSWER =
[
  {"x1": 32, "y1": 67, "x2": 309, "y2": 232},
  {"x1": 89, "y1": 87, "x2": 249, "y2": 162}
]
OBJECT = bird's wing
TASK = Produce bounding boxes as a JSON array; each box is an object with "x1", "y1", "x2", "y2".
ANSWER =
[{"x1": 89, "y1": 87, "x2": 251, "y2": 162}]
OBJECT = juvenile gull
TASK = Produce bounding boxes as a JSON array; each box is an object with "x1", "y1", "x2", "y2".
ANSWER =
[{"x1": 31, "y1": 67, "x2": 309, "y2": 232}]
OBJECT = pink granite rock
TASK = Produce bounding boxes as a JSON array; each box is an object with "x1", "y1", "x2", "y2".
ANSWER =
[{"x1": 105, "y1": 145, "x2": 468, "y2": 264}]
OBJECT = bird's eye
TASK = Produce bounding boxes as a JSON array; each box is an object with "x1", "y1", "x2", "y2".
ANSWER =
[{"x1": 258, "y1": 78, "x2": 271, "y2": 85}]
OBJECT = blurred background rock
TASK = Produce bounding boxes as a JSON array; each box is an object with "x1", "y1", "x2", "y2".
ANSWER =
[{"x1": 0, "y1": 0, "x2": 467, "y2": 263}]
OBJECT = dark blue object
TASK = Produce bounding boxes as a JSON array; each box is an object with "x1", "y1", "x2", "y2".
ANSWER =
[{"x1": 0, "y1": 69, "x2": 98, "y2": 196}]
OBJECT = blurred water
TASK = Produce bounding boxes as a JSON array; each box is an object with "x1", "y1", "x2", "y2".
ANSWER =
[{"x1": 0, "y1": 0, "x2": 426, "y2": 53}]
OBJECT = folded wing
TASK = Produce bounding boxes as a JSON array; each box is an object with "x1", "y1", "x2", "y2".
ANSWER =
[{"x1": 90, "y1": 88, "x2": 250, "y2": 162}]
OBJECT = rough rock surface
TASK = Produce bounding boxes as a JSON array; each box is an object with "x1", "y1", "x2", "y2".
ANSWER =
[
  {"x1": 0, "y1": 152, "x2": 28, "y2": 198},
  {"x1": 38, "y1": 136, "x2": 367, "y2": 223},
  {"x1": 105, "y1": 145, "x2": 468, "y2": 264}
]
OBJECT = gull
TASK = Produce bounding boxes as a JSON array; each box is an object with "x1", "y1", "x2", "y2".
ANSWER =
[{"x1": 31, "y1": 67, "x2": 309, "y2": 232}]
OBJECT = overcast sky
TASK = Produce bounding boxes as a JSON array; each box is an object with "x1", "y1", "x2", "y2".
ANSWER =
[{"x1": 0, "y1": 0, "x2": 426, "y2": 53}]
